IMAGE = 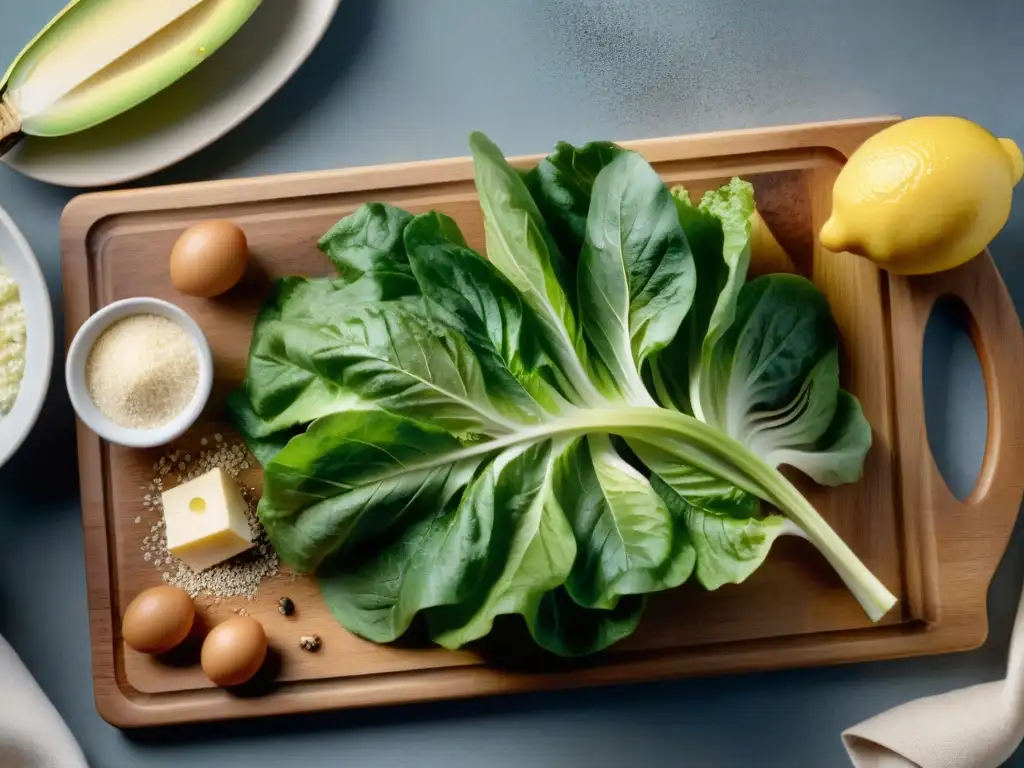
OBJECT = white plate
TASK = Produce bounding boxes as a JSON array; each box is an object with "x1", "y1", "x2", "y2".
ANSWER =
[
  {"x1": 0, "y1": 205, "x2": 53, "y2": 469},
  {"x1": 2, "y1": 0, "x2": 340, "y2": 188}
]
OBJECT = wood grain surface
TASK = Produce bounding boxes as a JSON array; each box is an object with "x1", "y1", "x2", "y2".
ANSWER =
[{"x1": 60, "y1": 117, "x2": 1024, "y2": 728}]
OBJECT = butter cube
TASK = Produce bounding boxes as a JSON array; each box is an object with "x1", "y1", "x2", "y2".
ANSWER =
[{"x1": 162, "y1": 468, "x2": 253, "y2": 572}]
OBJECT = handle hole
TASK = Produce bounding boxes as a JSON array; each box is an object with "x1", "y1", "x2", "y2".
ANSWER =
[{"x1": 923, "y1": 296, "x2": 988, "y2": 500}]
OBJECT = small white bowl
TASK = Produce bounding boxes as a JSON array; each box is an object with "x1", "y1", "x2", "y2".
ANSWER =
[{"x1": 66, "y1": 298, "x2": 213, "y2": 449}]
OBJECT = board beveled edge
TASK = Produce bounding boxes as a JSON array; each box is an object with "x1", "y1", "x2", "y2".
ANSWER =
[
  {"x1": 60, "y1": 115, "x2": 1016, "y2": 729},
  {"x1": 90, "y1": 617, "x2": 982, "y2": 729}
]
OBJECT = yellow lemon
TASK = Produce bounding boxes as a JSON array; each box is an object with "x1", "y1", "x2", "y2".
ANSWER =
[{"x1": 820, "y1": 116, "x2": 1022, "y2": 274}]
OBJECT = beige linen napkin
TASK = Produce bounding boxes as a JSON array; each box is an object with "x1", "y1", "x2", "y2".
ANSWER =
[
  {"x1": 0, "y1": 635, "x2": 87, "y2": 768},
  {"x1": 844, "y1": 589, "x2": 1024, "y2": 768}
]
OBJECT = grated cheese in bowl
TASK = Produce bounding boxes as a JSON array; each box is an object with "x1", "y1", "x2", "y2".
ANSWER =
[
  {"x1": 0, "y1": 265, "x2": 26, "y2": 415},
  {"x1": 86, "y1": 314, "x2": 198, "y2": 429}
]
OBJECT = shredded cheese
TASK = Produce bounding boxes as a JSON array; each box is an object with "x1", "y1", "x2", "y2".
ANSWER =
[{"x1": 0, "y1": 266, "x2": 26, "y2": 415}]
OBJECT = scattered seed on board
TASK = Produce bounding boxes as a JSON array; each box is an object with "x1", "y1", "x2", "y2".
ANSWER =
[
  {"x1": 299, "y1": 635, "x2": 321, "y2": 652},
  {"x1": 138, "y1": 436, "x2": 278, "y2": 599}
]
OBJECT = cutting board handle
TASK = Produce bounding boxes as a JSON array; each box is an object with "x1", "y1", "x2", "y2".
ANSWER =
[{"x1": 889, "y1": 252, "x2": 1024, "y2": 625}]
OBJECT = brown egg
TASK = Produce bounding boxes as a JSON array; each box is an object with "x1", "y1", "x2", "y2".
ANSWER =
[
  {"x1": 170, "y1": 220, "x2": 249, "y2": 298},
  {"x1": 121, "y1": 586, "x2": 195, "y2": 655},
  {"x1": 201, "y1": 616, "x2": 268, "y2": 687}
]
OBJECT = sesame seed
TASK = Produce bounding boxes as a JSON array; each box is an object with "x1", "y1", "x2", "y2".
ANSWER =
[{"x1": 134, "y1": 436, "x2": 278, "y2": 600}]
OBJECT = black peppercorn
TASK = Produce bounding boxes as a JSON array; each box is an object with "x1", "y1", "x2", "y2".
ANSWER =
[{"x1": 278, "y1": 596, "x2": 295, "y2": 616}]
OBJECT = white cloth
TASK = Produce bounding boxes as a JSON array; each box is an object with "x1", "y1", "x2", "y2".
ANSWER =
[
  {"x1": 844, "y1": 589, "x2": 1024, "y2": 768},
  {"x1": 0, "y1": 635, "x2": 87, "y2": 767}
]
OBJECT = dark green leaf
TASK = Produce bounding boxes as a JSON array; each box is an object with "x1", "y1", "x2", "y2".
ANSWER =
[
  {"x1": 429, "y1": 441, "x2": 577, "y2": 649},
  {"x1": 225, "y1": 389, "x2": 305, "y2": 467},
  {"x1": 766, "y1": 390, "x2": 872, "y2": 486},
  {"x1": 704, "y1": 273, "x2": 838, "y2": 436},
  {"x1": 261, "y1": 410, "x2": 480, "y2": 575},
  {"x1": 318, "y1": 202, "x2": 415, "y2": 279},
  {"x1": 528, "y1": 589, "x2": 645, "y2": 657},
  {"x1": 404, "y1": 211, "x2": 569, "y2": 414},
  {"x1": 649, "y1": 179, "x2": 755, "y2": 416},
  {"x1": 652, "y1": 474, "x2": 791, "y2": 590},
  {"x1": 523, "y1": 140, "x2": 624, "y2": 259},
  {"x1": 470, "y1": 132, "x2": 607, "y2": 405},
  {"x1": 248, "y1": 299, "x2": 542, "y2": 438},
  {"x1": 554, "y1": 435, "x2": 675, "y2": 609},
  {"x1": 578, "y1": 151, "x2": 695, "y2": 402}
]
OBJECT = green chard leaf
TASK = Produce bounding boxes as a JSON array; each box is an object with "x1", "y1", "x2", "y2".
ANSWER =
[
  {"x1": 578, "y1": 151, "x2": 696, "y2": 404},
  {"x1": 705, "y1": 274, "x2": 837, "y2": 437},
  {"x1": 225, "y1": 389, "x2": 308, "y2": 467},
  {"x1": 318, "y1": 202, "x2": 415, "y2": 279},
  {"x1": 528, "y1": 589, "x2": 646, "y2": 657},
  {"x1": 523, "y1": 140, "x2": 624, "y2": 260},
  {"x1": 649, "y1": 178, "x2": 755, "y2": 416},
  {"x1": 251, "y1": 299, "x2": 542, "y2": 438},
  {"x1": 469, "y1": 131, "x2": 609, "y2": 406},
  {"x1": 235, "y1": 150, "x2": 895, "y2": 654},
  {"x1": 429, "y1": 440, "x2": 577, "y2": 649},
  {"x1": 403, "y1": 211, "x2": 571, "y2": 415},
  {"x1": 765, "y1": 390, "x2": 872, "y2": 486},
  {"x1": 701, "y1": 273, "x2": 871, "y2": 485},
  {"x1": 651, "y1": 474, "x2": 795, "y2": 590},
  {"x1": 229, "y1": 203, "x2": 421, "y2": 461},
  {"x1": 261, "y1": 410, "x2": 480, "y2": 576},
  {"x1": 554, "y1": 434, "x2": 676, "y2": 609}
]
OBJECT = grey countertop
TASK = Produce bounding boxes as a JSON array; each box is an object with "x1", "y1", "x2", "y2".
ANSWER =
[{"x1": 1, "y1": 0, "x2": 1022, "y2": 765}]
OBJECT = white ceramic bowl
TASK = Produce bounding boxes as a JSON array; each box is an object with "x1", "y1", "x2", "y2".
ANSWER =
[
  {"x1": 0, "y1": 205, "x2": 54, "y2": 469},
  {"x1": 66, "y1": 298, "x2": 213, "y2": 449}
]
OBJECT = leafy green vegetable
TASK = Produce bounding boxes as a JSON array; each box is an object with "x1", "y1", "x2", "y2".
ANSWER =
[
  {"x1": 766, "y1": 390, "x2": 872, "y2": 486},
  {"x1": 231, "y1": 133, "x2": 895, "y2": 658},
  {"x1": 248, "y1": 298, "x2": 536, "y2": 437},
  {"x1": 651, "y1": 474, "x2": 793, "y2": 590},
  {"x1": 318, "y1": 202, "x2": 414, "y2": 279},
  {"x1": 529, "y1": 589, "x2": 646, "y2": 657},
  {"x1": 577, "y1": 151, "x2": 696, "y2": 404},
  {"x1": 524, "y1": 157, "x2": 780, "y2": 586},
  {"x1": 469, "y1": 132, "x2": 606, "y2": 405},
  {"x1": 226, "y1": 202, "x2": 422, "y2": 457},
  {"x1": 429, "y1": 440, "x2": 576, "y2": 649},
  {"x1": 554, "y1": 435, "x2": 676, "y2": 609},
  {"x1": 649, "y1": 181, "x2": 753, "y2": 415},
  {"x1": 403, "y1": 211, "x2": 567, "y2": 415},
  {"x1": 523, "y1": 140, "x2": 623, "y2": 260}
]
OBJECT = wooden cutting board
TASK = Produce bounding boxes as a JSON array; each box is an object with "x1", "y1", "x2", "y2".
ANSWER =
[{"x1": 61, "y1": 117, "x2": 1024, "y2": 728}]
